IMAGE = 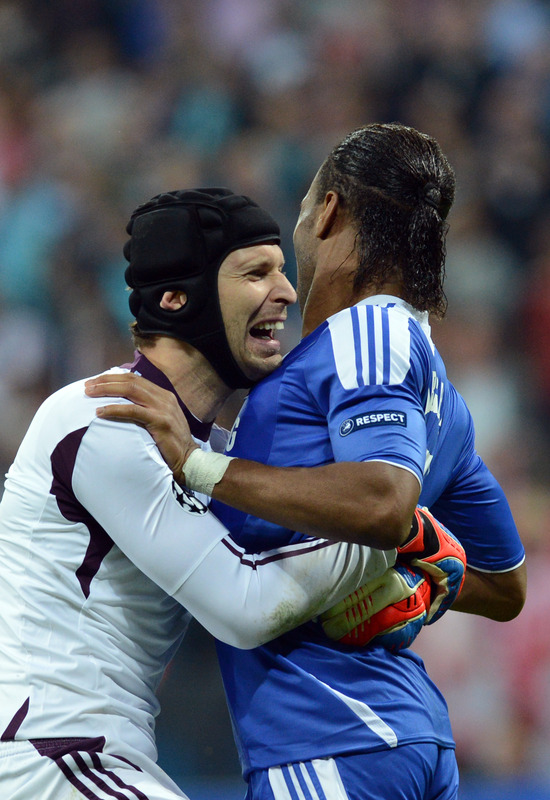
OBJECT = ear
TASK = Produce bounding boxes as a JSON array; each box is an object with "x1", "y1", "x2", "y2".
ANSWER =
[
  {"x1": 160, "y1": 290, "x2": 187, "y2": 311},
  {"x1": 315, "y1": 191, "x2": 340, "y2": 239}
]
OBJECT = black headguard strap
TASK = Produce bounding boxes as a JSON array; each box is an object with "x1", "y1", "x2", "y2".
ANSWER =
[{"x1": 124, "y1": 188, "x2": 281, "y2": 389}]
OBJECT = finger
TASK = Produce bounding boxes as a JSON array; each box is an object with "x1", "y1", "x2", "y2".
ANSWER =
[
  {"x1": 95, "y1": 403, "x2": 157, "y2": 424},
  {"x1": 365, "y1": 579, "x2": 414, "y2": 612},
  {"x1": 85, "y1": 378, "x2": 156, "y2": 404},
  {"x1": 85, "y1": 373, "x2": 136, "y2": 388},
  {"x1": 320, "y1": 576, "x2": 387, "y2": 620},
  {"x1": 323, "y1": 579, "x2": 425, "y2": 640},
  {"x1": 85, "y1": 379, "x2": 135, "y2": 396},
  {"x1": 322, "y1": 571, "x2": 422, "y2": 632}
]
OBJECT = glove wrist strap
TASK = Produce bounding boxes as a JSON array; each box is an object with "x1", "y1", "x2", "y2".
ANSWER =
[{"x1": 399, "y1": 508, "x2": 422, "y2": 550}]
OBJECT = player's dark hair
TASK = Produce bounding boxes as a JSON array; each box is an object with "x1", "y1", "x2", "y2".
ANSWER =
[{"x1": 316, "y1": 123, "x2": 455, "y2": 316}]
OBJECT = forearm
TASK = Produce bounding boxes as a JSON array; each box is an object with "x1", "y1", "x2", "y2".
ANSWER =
[
  {"x1": 176, "y1": 536, "x2": 396, "y2": 648},
  {"x1": 204, "y1": 457, "x2": 419, "y2": 550},
  {"x1": 75, "y1": 418, "x2": 398, "y2": 649},
  {"x1": 451, "y1": 561, "x2": 527, "y2": 621}
]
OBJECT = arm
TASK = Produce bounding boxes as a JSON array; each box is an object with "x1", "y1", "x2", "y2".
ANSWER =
[
  {"x1": 73, "y1": 414, "x2": 395, "y2": 649},
  {"x1": 451, "y1": 561, "x2": 526, "y2": 621},
  {"x1": 429, "y1": 459, "x2": 527, "y2": 621},
  {"x1": 85, "y1": 374, "x2": 526, "y2": 628},
  {"x1": 211, "y1": 458, "x2": 420, "y2": 549},
  {"x1": 85, "y1": 373, "x2": 420, "y2": 549}
]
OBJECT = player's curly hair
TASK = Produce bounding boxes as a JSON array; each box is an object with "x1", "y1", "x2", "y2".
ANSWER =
[{"x1": 315, "y1": 123, "x2": 455, "y2": 317}]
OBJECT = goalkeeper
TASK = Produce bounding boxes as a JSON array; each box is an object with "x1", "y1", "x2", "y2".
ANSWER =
[{"x1": 87, "y1": 125, "x2": 525, "y2": 800}]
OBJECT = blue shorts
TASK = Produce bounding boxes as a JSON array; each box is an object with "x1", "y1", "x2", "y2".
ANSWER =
[{"x1": 246, "y1": 744, "x2": 459, "y2": 800}]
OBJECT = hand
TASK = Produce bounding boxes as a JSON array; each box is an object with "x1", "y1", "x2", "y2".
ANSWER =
[
  {"x1": 84, "y1": 373, "x2": 198, "y2": 480},
  {"x1": 397, "y1": 506, "x2": 466, "y2": 624},
  {"x1": 320, "y1": 507, "x2": 466, "y2": 653},
  {"x1": 321, "y1": 562, "x2": 431, "y2": 653}
]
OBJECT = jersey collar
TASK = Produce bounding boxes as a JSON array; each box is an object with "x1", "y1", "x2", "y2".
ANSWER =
[
  {"x1": 123, "y1": 351, "x2": 213, "y2": 442},
  {"x1": 355, "y1": 294, "x2": 432, "y2": 336}
]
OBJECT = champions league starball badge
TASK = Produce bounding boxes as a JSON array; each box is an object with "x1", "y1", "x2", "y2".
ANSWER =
[{"x1": 172, "y1": 481, "x2": 208, "y2": 515}]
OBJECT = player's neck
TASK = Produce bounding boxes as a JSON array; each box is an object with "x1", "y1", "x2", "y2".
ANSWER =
[
  {"x1": 139, "y1": 340, "x2": 232, "y2": 424},
  {"x1": 300, "y1": 241, "x2": 359, "y2": 337},
  {"x1": 355, "y1": 280, "x2": 405, "y2": 304}
]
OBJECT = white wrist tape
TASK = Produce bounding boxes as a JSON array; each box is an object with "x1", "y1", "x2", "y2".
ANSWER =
[{"x1": 182, "y1": 448, "x2": 235, "y2": 496}]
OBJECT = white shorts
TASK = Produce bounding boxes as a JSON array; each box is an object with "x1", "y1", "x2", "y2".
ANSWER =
[{"x1": 0, "y1": 738, "x2": 190, "y2": 800}]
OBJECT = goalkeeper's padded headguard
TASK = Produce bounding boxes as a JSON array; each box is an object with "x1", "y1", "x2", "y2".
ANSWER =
[{"x1": 124, "y1": 188, "x2": 281, "y2": 389}]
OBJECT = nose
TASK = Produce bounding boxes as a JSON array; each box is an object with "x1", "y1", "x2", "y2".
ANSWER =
[{"x1": 272, "y1": 272, "x2": 297, "y2": 307}]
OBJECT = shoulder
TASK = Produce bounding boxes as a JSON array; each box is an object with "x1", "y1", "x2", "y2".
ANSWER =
[
  {"x1": 40, "y1": 367, "x2": 130, "y2": 413},
  {"x1": 28, "y1": 367, "x2": 134, "y2": 456},
  {"x1": 323, "y1": 301, "x2": 428, "y2": 389}
]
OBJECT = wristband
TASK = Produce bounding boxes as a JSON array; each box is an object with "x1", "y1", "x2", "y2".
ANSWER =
[{"x1": 182, "y1": 448, "x2": 235, "y2": 496}]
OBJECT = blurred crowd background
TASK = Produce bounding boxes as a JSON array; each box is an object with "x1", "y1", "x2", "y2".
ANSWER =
[{"x1": 1, "y1": 0, "x2": 550, "y2": 797}]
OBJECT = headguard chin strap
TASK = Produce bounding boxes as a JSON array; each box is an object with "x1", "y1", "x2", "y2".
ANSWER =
[{"x1": 124, "y1": 188, "x2": 281, "y2": 389}]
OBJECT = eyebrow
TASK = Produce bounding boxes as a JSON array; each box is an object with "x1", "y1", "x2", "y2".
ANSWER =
[{"x1": 240, "y1": 256, "x2": 285, "y2": 271}]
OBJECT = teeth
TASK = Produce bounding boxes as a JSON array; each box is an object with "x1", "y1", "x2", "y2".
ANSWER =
[{"x1": 254, "y1": 321, "x2": 285, "y2": 331}]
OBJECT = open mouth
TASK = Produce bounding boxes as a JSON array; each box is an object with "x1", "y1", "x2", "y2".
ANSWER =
[{"x1": 249, "y1": 321, "x2": 285, "y2": 341}]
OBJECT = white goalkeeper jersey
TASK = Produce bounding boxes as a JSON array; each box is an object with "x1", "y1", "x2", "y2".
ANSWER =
[{"x1": 0, "y1": 352, "x2": 392, "y2": 765}]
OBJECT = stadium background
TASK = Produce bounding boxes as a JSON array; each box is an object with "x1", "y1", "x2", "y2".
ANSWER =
[{"x1": 0, "y1": 1, "x2": 549, "y2": 797}]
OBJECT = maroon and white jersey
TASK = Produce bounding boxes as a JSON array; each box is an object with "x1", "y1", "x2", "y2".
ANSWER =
[{"x1": 0, "y1": 353, "x2": 392, "y2": 764}]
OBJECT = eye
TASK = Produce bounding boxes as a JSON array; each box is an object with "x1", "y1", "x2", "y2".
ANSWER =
[
  {"x1": 248, "y1": 269, "x2": 267, "y2": 280},
  {"x1": 246, "y1": 262, "x2": 286, "y2": 280}
]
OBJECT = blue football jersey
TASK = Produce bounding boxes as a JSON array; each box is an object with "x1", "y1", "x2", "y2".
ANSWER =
[{"x1": 211, "y1": 295, "x2": 525, "y2": 777}]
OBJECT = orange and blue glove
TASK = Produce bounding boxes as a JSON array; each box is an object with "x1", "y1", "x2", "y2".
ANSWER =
[{"x1": 320, "y1": 507, "x2": 466, "y2": 653}]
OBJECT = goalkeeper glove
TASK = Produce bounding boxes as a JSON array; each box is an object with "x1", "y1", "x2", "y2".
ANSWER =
[
  {"x1": 398, "y1": 507, "x2": 466, "y2": 624},
  {"x1": 321, "y1": 562, "x2": 431, "y2": 653},
  {"x1": 320, "y1": 507, "x2": 466, "y2": 652}
]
